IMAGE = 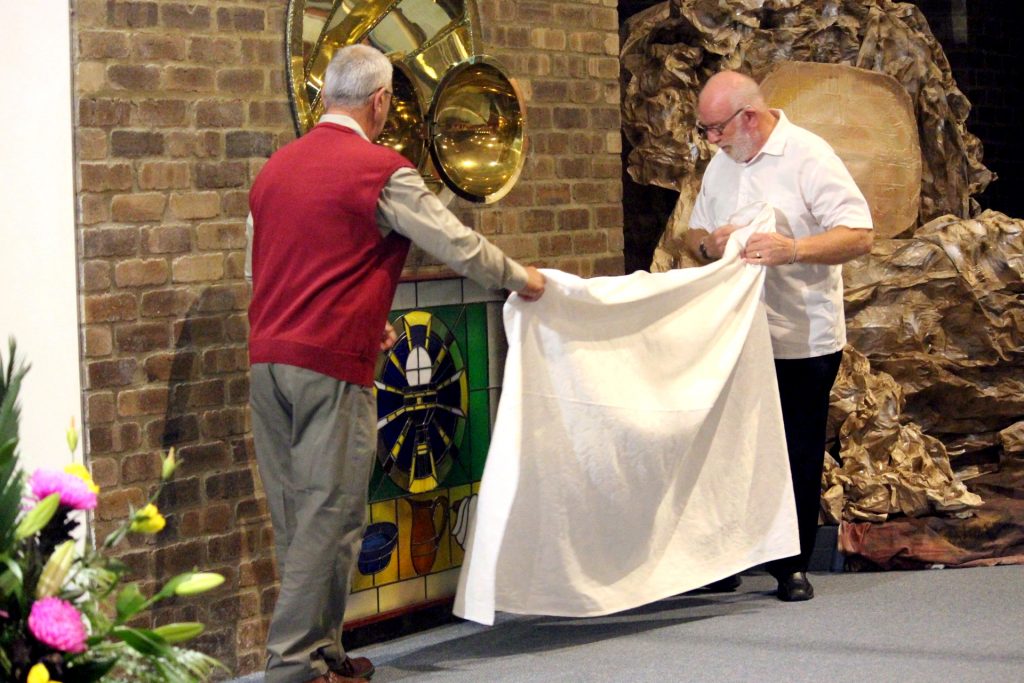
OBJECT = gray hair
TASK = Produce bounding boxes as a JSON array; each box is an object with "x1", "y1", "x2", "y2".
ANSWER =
[{"x1": 322, "y1": 44, "x2": 393, "y2": 108}]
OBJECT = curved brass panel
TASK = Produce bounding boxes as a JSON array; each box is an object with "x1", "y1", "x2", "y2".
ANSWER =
[
  {"x1": 285, "y1": 1, "x2": 527, "y2": 204},
  {"x1": 427, "y1": 56, "x2": 526, "y2": 204},
  {"x1": 376, "y1": 62, "x2": 427, "y2": 170}
]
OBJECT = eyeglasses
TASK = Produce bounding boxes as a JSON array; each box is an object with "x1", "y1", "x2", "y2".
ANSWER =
[
  {"x1": 366, "y1": 87, "x2": 393, "y2": 102},
  {"x1": 695, "y1": 106, "x2": 748, "y2": 139}
]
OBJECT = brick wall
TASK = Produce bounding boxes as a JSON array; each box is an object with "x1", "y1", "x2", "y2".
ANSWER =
[{"x1": 72, "y1": 0, "x2": 622, "y2": 675}]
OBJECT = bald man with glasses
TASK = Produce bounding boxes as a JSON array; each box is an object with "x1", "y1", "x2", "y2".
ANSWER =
[{"x1": 684, "y1": 71, "x2": 873, "y2": 602}]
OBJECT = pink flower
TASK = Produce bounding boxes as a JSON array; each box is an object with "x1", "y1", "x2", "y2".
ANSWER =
[
  {"x1": 27, "y1": 597, "x2": 87, "y2": 653},
  {"x1": 29, "y1": 470, "x2": 97, "y2": 510}
]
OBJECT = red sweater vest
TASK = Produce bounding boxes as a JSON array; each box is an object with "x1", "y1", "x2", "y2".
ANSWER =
[{"x1": 248, "y1": 123, "x2": 415, "y2": 386}]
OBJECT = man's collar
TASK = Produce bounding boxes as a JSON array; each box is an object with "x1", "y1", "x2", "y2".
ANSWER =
[
  {"x1": 752, "y1": 109, "x2": 788, "y2": 160},
  {"x1": 318, "y1": 113, "x2": 369, "y2": 141}
]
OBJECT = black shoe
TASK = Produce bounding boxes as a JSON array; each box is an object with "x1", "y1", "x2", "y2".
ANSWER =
[
  {"x1": 775, "y1": 571, "x2": 814, "y2": 602},
  {"x1": 703, "y1": 574, "x2": 742, "y2": 592}
]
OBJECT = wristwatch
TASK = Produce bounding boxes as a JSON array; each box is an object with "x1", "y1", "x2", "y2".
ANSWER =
[{"x1": 698, "y1": 238, "x2": 711, "y2": 261}]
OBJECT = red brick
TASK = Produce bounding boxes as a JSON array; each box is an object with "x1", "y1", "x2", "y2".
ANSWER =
[
  {"x1": 216, "y1": 69, "x2": 264, "y2": 95},
  {"x1": 121, "y1": 451, "x2": 163, "y2": 482},
  {"x1": 111, "y1": 193, "x2": 167, "y2": 222},
  {"x1": 216, "y1": 7, "x2": 266, "y2": 31},
  {"x1": 167, "y1": 131, "x2": 222, "y2": 158},
  {"x1": 195, "y1": 162, "x2": 247, "y2": 189},
  {"x1": 80, "y1": 162, "x2": 133, "y2": 192},
  {"x1": 169, "y1": 192, "x2": 221, "y2": 220},
  {"x1": 86, "y1": 392, "x2": 116, "y2": 423},
  {"x1": 77, "y1": 129, "x2": 108, "y2": 160},
  {"x1": 172, "y1": 253, "x2": 224, "y2": 282},
  {"x1": 138, "y1": 162, "x2": 190, "y2": 190},
  {"x1": 140, "y1": 288, "x2": 196, "y2": 317},
  {"x1": 110, "y1": 130, "x2": 164, "y2": 157},
  {"x1": 108, "y1": 64, "x2": 160, "y2": 90},
  {"x1": 83, "y1": 326, "x2": 113, "y2": 357},
  {"x1": 87, "y1": 358, "x2": 137, "y2": 388},
  {"x1": 143, "y1": 225, "x2": 192, "y2": 254},
  {"x1": 85, "y1": 293, "x2": 138, "y2": 323},
  {"x1": 165, "y1": 66, "x2": 215, "y2": 92},
  {"x1": 189, "y1": 37, "x2": 241, "y2": 64},
  {"x1": 89, "y1": 456, "x2": 119, "y2": 487},
  {"x1": 79, "y1": 31, "x2": 129, "y2": 59},
  {"x1": 173, "y1": 317, "x2": 226, "y2": 346},
  {"x1": 134, "y1": 99, "x2": 188, "y2": 127},
  {"x1": 79, "y1": 98, "x2": 131, "y2": 127},
  {"x1": 196, "y1": 100, "x2": 244, "y2": 128},
  {"x1": 196, "y1": 223, "x2": 246, "y2": 251},
  {"x1": 107, "y1": 1, "x2": 159, "y2": 28},
  {"x1": 131, "y1": 34, "x2": 187, "y2": 60},
  {"x1": 96, "y1": 487, "x2": 146, "y2": 521},
  {"x1": 240, "y1": 38, "x2": 278, "y2": 65},
  {"x1": 114, "y1": 321, "x2": 171, "y2": 352},
  {"x1": 161, "y1": 3, "x2": 211, "y2": 29},
  {"x1": 225, "y1": 131, "x2": 275, "y2": 158}
]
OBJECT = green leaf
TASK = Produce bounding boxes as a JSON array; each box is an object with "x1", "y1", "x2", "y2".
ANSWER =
[
  {"x1": 115, "y1": 582, "x2": 147, "y2": 622},
  {"x1": 110, "y1": 626, "x2": 172, "y2": 657},
  {"x1": 15, "y1": 492, "x2": 61, "y2": 540},
  {"x1": 152, "y1": 621, "x2": 205, "y2": 644},
  {"x1": 0, "y1": 553, "x2": 24, "y2": 598},
  {"x1": 0, "y1": 338, "x2": 28, "y2": 555}
]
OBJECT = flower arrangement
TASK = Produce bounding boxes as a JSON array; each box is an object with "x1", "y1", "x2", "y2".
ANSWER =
[{"x1": 0, "y1": 341, "x2": 226, "y2": 682}]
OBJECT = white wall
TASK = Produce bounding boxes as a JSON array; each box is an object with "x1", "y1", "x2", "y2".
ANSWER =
[{"x1": 0, "y1": 3, "x2": 82, "y2": 471}]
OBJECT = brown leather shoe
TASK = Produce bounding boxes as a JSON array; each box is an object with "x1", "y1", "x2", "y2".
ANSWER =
[{"x1": 332, "y1": 656, "x2": 375, "y2": 680}]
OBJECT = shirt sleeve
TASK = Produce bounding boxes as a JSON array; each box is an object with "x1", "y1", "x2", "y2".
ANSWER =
[
  {"x1": 801, "y1": 148, "x2": 874, "y2": 231},
  {"x1": 376, "y1": 167, "x2": 529, "y2": 292}
]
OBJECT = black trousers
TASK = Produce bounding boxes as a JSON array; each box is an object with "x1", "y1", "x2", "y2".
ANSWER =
[{"x1": 765, "y1": 350, "x2": 842, "y2": 577}]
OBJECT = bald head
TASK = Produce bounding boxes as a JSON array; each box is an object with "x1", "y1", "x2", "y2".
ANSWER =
[
  {"x1": 696, "y1": 70, "x2": 775, "y2": 162},
  {"x1": 698, "y1": 71, "x2": 766, "y2": 117}
]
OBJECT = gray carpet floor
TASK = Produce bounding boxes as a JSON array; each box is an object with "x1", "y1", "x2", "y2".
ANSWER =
[{"x1": 233, "y1": 564, "x2": 1024, "y2": 682}]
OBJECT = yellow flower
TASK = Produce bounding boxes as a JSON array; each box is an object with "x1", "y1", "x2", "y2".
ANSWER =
[
  {"x1": 27, "y1": 662, "x2": 61, "y2": 683},
  {"x1": 63, "y1": 463, "x2": 99, "y2": 494},
  {"x1": 130, "y1": 504, "x2": 166, "y2": 534}
]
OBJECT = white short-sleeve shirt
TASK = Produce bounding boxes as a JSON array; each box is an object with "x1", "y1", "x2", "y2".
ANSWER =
[{"x1": 690, "y1": 110, "x2": 873, "y2": 359}]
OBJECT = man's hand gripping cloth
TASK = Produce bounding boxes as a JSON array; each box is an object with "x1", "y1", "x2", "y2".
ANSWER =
[{"x1": 454, "y1": 202, "x2": 799, "y2": 624}]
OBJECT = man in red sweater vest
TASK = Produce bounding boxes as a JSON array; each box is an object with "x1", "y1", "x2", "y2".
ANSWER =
[{"x1": 248, "y1": 45, "x2": 544, "y2": 683}]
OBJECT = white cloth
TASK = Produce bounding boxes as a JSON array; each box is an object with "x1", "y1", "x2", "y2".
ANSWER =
[
  {"x1": 455, "y1": 203, "x2": 799, "y2": 625},
  {"x1": 691, "y1": 110, "x2": 873, "y2": 359}
]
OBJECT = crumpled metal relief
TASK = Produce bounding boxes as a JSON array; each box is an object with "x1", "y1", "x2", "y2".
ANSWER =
[
  {"x1": 822, "y1": 347, "x2": 983, "y2": 523},
  {"x1": 844, "y1": 211, "x2": 1024, "y2": 443},
  {"x1": 623, "y1": 0, "x2": 993, "y2": 271}
]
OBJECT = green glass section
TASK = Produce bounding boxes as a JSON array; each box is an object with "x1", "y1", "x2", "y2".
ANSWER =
[{"x1": 368, "y1": 301, "x2": 490, "y2": 503}]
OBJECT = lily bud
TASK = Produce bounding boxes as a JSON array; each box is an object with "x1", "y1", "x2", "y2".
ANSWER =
[
  {"x1": 173, "y1": 572, "x2": 225, "y2": 596},
  {"x1": 15, "y1": 493, "x2": 61, "y2": 541},
  {"x1": 66, "y1": 417, "x2": 79, "y2": 453},
  {"x1": 152, "y1": 621, "x2": 205, "y2": 643},
  {"x1": 37, "y1": 540, "x2": 77, "y2": 598},
  {"x1": 161, "y1": 447, "x2": 177, "y2": 481}
]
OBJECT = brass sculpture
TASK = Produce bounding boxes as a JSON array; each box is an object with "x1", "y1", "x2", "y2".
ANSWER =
[{"x1": 285, "y1": 0, "x2": 525, "y2": 203}]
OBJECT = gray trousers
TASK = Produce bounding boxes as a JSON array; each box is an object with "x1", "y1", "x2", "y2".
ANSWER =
[{"x1": 250, "y1": 363, "x2": 376, "y2": 683}]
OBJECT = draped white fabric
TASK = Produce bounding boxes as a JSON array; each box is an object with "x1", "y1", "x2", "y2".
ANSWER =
[{"x1": 454, "y1": 203, "x2": 799, "y2": 625}]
